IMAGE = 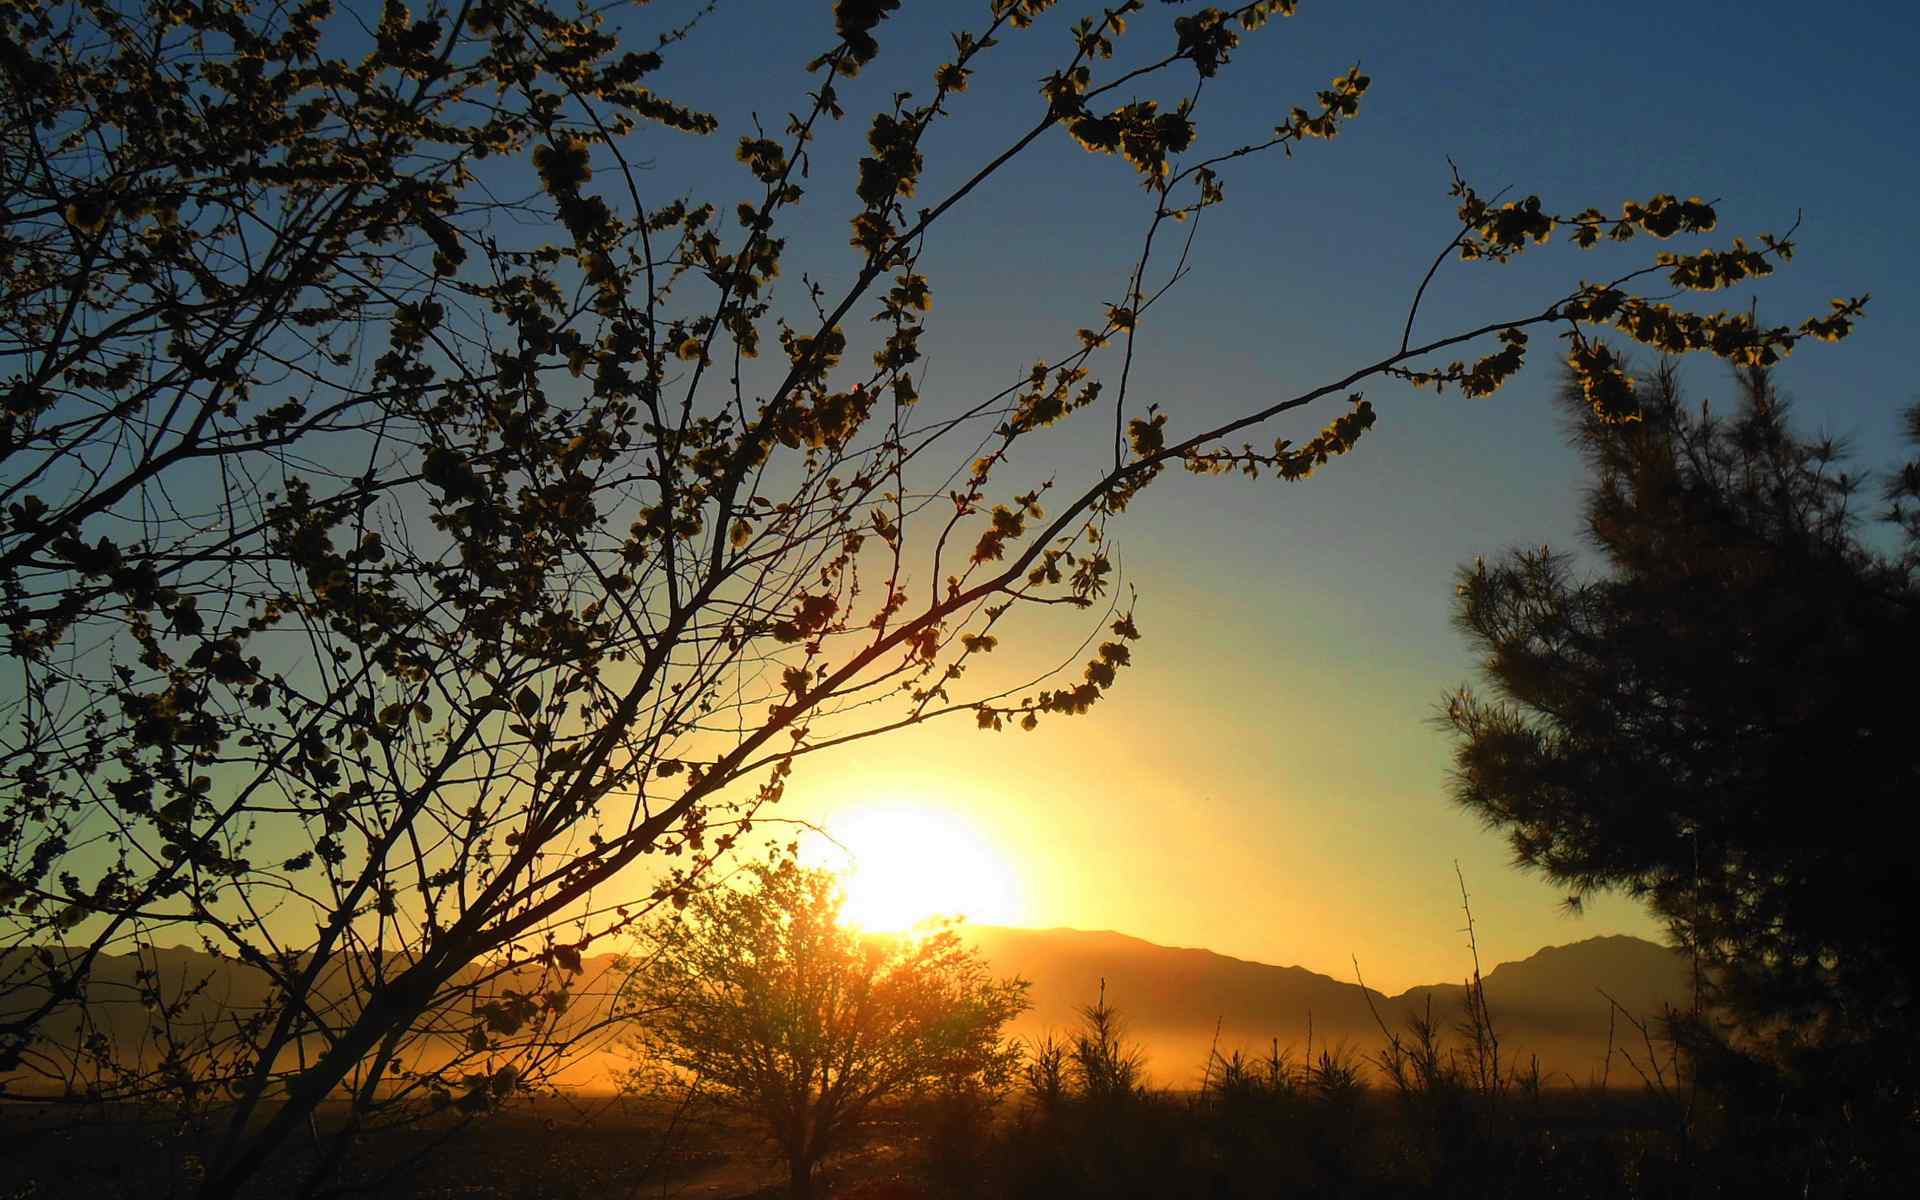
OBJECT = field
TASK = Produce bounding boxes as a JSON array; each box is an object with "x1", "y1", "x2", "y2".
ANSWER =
[
  {"x1": 1, "y1": 1085, "x2": 1719, "y2": 1200},
  {"x1": 0, "y1": 1095, "x2": 951, "y2": 1200}
]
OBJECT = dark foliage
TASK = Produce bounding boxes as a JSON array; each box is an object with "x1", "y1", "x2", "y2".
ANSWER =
[
  {"x1": 1443, "y1": 363, "x2": 1920, "y2": 1177},
  {"x1": 934, "y1": 990, "x2": 1702, "y2": 1200}
]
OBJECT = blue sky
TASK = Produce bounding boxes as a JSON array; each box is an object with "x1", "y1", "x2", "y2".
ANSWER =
[{"x1": 609, "y1": 0, "x2": 1920, "y2": 988}]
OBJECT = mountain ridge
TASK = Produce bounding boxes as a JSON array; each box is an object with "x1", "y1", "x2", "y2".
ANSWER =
[
  {"x1": 4, "y1": 928, "x2": 1689, "y2": 1091},
  {"x1": 953, "y1": 925, "x2": 1690, "y2": 1084}
]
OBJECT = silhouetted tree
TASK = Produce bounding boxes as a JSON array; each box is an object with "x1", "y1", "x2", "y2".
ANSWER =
[
  {"x1": 622, "y1": 858, "x2": 1026, "y2": 1200},
  {"x1": 1443, "y1": 364, "x2": 1920, "y2": 1139},
  {"x1": 0, "y1": 0, "x2": 1867, "y2": 1194},
  {"x1": 1069, "y1": 981, "x2": 1146, "y2": 1108}
]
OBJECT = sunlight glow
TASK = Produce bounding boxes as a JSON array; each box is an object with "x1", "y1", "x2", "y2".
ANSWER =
[{"x1": 803, "y1": 806, "x2": 1024, "y2": 932}]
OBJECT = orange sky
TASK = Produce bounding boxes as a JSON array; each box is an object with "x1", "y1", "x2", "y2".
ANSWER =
[{"x1": 761, "y1": 589, "x2": 1669, "y2": 997}]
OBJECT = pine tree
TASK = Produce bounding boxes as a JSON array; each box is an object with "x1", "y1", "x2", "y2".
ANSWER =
[{"x1": 1444, "y1": 362, "x2": 1920, "y2": 1133}]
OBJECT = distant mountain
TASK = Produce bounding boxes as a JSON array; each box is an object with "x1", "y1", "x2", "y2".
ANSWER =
[
  {"x1": 0, "y1": 944, "x2": 638, "y2": 1093},
  {"x1": 960, "y1": 927, "x2": 1693, "y2": 1086},
  {"x1": 2, "y1": 930, "x2": 1690, "y2": 1094},
  {"x1": 1396, "y1": 935, "x2": 1694, "y2": 1039}
]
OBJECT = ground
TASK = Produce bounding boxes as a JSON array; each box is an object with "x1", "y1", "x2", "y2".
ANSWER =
[{"x1": 0, "y1": 1096, "x2": 944, "y2": 1199}]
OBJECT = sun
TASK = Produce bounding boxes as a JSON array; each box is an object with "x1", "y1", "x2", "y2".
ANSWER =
[{"x1": 803, "y1": 807, "x2": 1023, "y2": 932}]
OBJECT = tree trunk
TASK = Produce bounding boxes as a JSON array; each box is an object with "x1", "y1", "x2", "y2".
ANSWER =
[
  {"x1": 198, "y1": 960, "x2": 447, "y2": 1200},
  {"x1": 789, "y1": 1153, "x2": 815, "y2": 1200}
]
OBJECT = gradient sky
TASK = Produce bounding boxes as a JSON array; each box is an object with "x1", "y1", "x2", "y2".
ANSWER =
[{"x1": 617, "y1": 0, "x2": 1919, "y2": 992}]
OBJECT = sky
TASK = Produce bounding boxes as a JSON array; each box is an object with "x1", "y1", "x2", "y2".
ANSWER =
[
  {"x1": 17, "y1": 0, "x2": 1905, "y2": 995},
  {"x1": 583, "y1": 0, "x2": 1920, "y2": 993}
]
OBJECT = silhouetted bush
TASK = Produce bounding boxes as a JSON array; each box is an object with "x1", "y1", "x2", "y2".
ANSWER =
[
  {"x1": 916, "y1": 1083, "x2": 1002, "y2": 1196},
  {"x1": 910, "y1": 983, "x2": 1918, "y2": 1200}
]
